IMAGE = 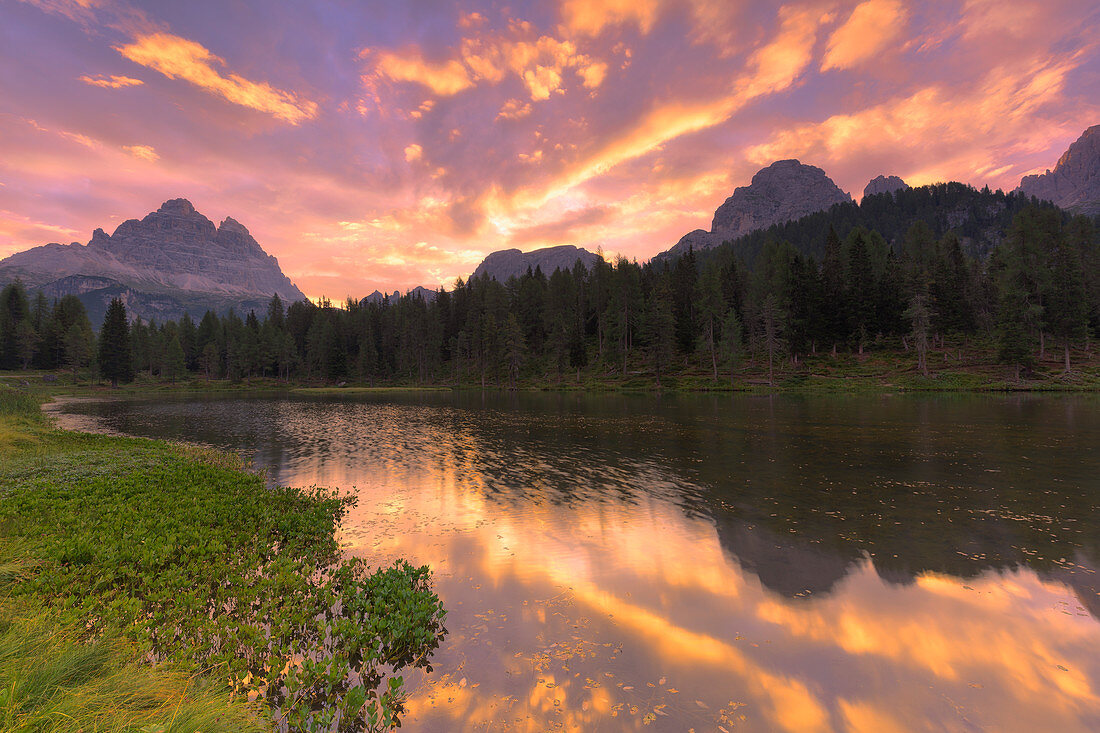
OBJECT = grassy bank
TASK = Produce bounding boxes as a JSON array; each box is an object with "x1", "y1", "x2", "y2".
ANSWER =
[
  {"x1": 5, "y1": 340, "x2": 1100, "y2": 399},
  {"x1": 0, "y1": 386, "x2": 446, "y2": 732}
]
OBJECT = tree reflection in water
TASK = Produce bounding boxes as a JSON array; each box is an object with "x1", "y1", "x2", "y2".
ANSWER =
[{"x1": 53, "y1": 392, "x2": 1100, "y2": 732}]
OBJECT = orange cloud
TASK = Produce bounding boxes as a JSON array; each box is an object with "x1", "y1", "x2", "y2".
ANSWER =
[
  {"x1": 496, "y1": 98, "x2": 533, "y2": 120},
  {"x1": 513, "y1": 6, "x2": 826, "y2": 208},
  {"x1": 123, "y1": 144, "x2": 159, "y2": 161},
  {"x1": 79, "y1": 73, "x2": 144, "y2": 88},
  {"x1": 374, "y1": 28, "x2": 607, "y2": 104},
  {"x1": 375, "y1": 51, "x2": 474, "y2": 96},
  {"x1": 822, "y1": 0, "x2": 908, "y2": 71},
  {"x1": 744, "y1": 53, "x2": 1089, "y2": 191},
  {"x1": 561, "y1": 0, "x2": 662, "y2": 35},
  {"x1": 741, "y1": 4, "x2": 824, "y2": 97},
  {"x1": 115, "y1": 33, "x2": 318, "y2": 124},
  {"x1": 579, "y1": 60, "x2": 608, "y2": 88},
  {"x1": 404, "y1": 143, "x2": 423, "y2": 162}
]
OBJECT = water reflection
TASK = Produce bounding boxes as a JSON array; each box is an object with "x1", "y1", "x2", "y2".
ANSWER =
[{"x1": 51, "y1": 392, "x2": 1100, "y2": 731}]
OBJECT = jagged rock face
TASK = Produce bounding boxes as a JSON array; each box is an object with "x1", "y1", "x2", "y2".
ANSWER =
[
  {"x1": 863, "y1": 175, "x2": 910, "y2": 199},
  {"x1": 1016, "y1": 125, "x2": 1100, "y2": 216},
  {"x1": 471, "y1": 244, "x2": 598, "y2": 282},
  {"x1": 711, "y1": 160, "x2": 853, "y2": 239},
  {"x1": 671, "y1": 229, "x2": 721, "y2": 254},
  {"x1": 0, "y1": 199, "x2": 306, "y2": 322},
  {"x1": 660, "y1": 160, "x2": 852, "y2": 261}
]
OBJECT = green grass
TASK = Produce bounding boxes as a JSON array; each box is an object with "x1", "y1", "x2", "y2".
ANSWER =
[
  {"x1": 0, "y1": 384, "x2": 446, "y2": 732},
  {"x1": 0, "y1": 602, "x2": 264, "y2": 733}
]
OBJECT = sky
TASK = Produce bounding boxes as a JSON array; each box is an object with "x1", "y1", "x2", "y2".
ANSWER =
[{"x1": 0, "y1": 0, "x2": 1097, "y2": 300}]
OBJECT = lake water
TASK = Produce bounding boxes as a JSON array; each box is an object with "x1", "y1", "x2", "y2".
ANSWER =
[{"x1": 50, "y1": 391, "x2": 1100, "y2": 732}]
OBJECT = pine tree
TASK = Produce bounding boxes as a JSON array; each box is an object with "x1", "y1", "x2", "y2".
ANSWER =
[
  {"x1": 0, "y1": 280, "x2": 31, "y2": 370},
  {"x1": 903, "y1": 293, "x2": 931, "y2": 376},
  {"x1": 760, "y1": 294, "x2": 785, "y2": 386},
  {"x1": 63, "y1": 321, "x2": 94, "y2": 383},
  {"x1": 97, "y1": 298, "x2": 133, "y2": 386},
  {"x1": 164, "y1": 334, "x2": 186, "y2": 383},
  {"x1": 694, "y1": 265, "x2": 726, "y2": 380},
  {"x1": 502, "y1": 312, "x2": 525, "y2": 390},
  {"x1": 719, "y1": 308, "x2": 743, "y2": 387},
  {"x1": 821, "y1": 226, "x2": 845, "y2": 352},
  {"x1": 642, "y1": 284, "x2": 676, "y2": 388},
  {"x1": 845, "y1": 231, "x2": 876, "y2": 355},
  {"x1": 1047, "y1": 235, "x2": 1089, "y2": 372},
  {"x1": 15, "y1": 320, "x2": 40, "y2": 369}
]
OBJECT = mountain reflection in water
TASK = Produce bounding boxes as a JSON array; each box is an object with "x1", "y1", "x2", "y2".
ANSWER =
[{"x1": 52, "y1": 392, "x2": 1100, "y2": 731}]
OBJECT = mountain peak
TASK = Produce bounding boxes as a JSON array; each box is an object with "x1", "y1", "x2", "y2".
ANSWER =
[
  {"x1": 218, "y1": 216, "x2": 249, "y2": 235},
  {"x1": 657, "y1": 160, "x2": 852, "y2": 261},
  {"x1": 863, "y1": 175, "x2": 910, "y2": 199},
  {"x1": 1016, "y1": 124, "x2": 1100, "y2": 216},
  {"x1": 709, "y1": 160, "x2": 852, "y2": 239},
  {"x1": 157, "y1": 198, "x2": 198, "y2": 216},
  {"x1": 0, "y1": 199, "x2": 306, "y2": 323},
  {"x1": 472, "y1": 244, "x2": 598, "y2": 281}
]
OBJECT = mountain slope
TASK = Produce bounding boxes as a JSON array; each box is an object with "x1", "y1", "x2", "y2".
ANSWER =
[
  {"x1": 1016, "y1": 125, "x2": 1100, "y2": 216},
  {"x1": 693, "y1": 182, "x2": 1056, "y2": 268},
  {"x1": 662, "y1": 160, "x2": 853, "y2": 261},
  {"x1": 0, "y1": 199, "x2": 306, "y2": 324}
]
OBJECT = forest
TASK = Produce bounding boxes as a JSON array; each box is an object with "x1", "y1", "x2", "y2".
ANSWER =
[{"x1": 1, "y1": 199, "x2": 1098, "y2": 389}]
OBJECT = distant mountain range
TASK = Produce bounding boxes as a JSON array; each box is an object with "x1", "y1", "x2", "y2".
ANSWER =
[
  {"x1": 651, "y1": 124, "x2": 1098, "y2": 265},
  {"x1": 0, "y1": 199, "x2": 305, "y2": 325},
  {"x1": 2, "y1": 126, "x2": 1096, "y2": 316}
]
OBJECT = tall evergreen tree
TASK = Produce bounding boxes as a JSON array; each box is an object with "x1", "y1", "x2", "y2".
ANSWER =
[
  {"x1": 0, "y1": 280, "x2": 31, "y2": 370},
  {"x1": 1047, "y1": 235, "x2": 1089, "y2": 372},
  {"x1": 643, "y1": 283, "x2": 676, "y2": 388},
  {"x1": 97, "y1": 298, "x2": 133, "y2": 386},
  {"x1": 720, "y1": 308, "x2": 744, "y2": 387},
  {"x1": 694, "y1": 264, "x2": 726, "y2": 380}
]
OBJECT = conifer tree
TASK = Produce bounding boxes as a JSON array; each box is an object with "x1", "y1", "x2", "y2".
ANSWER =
[
  {"x1": 1047, "y1": 236, "x2": 1088, "y2": 372},
  {"x1": 694, "y1": 265, "x2": 726, "y2": 380},
  {"x1": 720, "y1": 308, "x2": 744, "y2": 387},
  {"x1": 164, "y1": 334, "x2": 186, "y2": 383},
  {"x1": 97, "y1": 298, "x2": 133, "y2": 386},
  {"x1": 904, "y1": 293, "x2": 931, "y2": 376},
  {"x1": 643, "y1": 283, "x2": 676, "y2": 388},
  {"x1": 63, "y1": 321, "x2": 94, "y2": 382},
  {"x1": 0, "y1": 280, "x2": 31, "y2": 370}
]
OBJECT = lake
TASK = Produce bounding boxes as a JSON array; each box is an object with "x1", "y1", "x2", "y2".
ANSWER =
[{"x1": 50, "y1": 391, "x2": 1100, "y2": 732}]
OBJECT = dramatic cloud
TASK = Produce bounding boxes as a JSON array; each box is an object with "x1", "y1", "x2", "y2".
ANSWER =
[
  {"x1": 560, "y1": 0, "x2": 662, "y2": 35},
  {"x1": 1, "y1": 0, "x2": 1097, "y2": 299},
  {"x1": 371, "y1": 26, "x2": 608, "y2": 104},
  {"x1": 116, "y1": 33, "x2": 319, "y2": 123},
  {"x1": 373, "y1": 50, "x2": 474, "y2": 96},
  {"x1": 821, "y1": 0, "x2": 908, "y2": 72}
]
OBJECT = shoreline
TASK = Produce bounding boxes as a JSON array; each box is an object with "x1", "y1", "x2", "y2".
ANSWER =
[{"x1": 0, "y1": 384, "x2": 446, "y2": 732}]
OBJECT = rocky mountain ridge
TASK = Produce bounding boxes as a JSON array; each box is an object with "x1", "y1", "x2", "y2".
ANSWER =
[
  {"x1": 0, "y1": 199, "x2": 306, "y2": 324},
  {"x1": 1016, "y1": 125, "x2": 1100, "y2": 216},
  {"x1": 662, "y1": 160, "x2": 853, "y2": 260},
  {"x1": 471, "y1": 244, "x2": 598, "y2": 282}
]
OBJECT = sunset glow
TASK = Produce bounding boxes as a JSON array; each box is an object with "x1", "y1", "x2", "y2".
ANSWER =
[{"x1": 1, "y1": 0, "x2": 1097, "y2": 300}]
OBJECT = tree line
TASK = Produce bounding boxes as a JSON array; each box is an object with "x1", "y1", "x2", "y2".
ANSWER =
[{"x1": 0, "y1": 204, "x2": 1097, "y2": 387}]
